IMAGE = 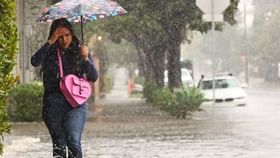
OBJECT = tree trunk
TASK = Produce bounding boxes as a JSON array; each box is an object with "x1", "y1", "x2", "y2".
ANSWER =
[
  {"x1": 95, "y1": 41, "x2": 108, "y2": 93},
  {"x1": 142, "y1": 49, "x2": 165, "y2": 87},
  {"x1": 143, "y1": 50, "x2": 154, "y2": 83},
  {"x1": 136, "y1": 49, "x2": 146, "y2": 77},
  {"x1": 167, "y1": 36, "x2": 182, "y2": 90},
  {"x1": 152, "y1": 48, "x2": 165, "y2": 87}
]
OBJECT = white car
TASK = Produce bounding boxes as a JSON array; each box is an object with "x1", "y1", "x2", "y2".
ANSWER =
[
  {"x1": 164, "y1": 68, "x2": 194, "y2": 87},
  {"x1": 198, "y1": 75, "x2": 247, "y2": 106}
]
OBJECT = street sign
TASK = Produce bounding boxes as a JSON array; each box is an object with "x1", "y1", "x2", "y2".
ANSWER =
[{"x1": 196, "y1": 0, "x2": 230, "y2": 14}]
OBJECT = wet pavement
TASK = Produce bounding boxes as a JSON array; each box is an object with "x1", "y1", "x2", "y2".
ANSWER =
[{"x1": 2, "y1": 68, "x2": 280, "y2": 157}]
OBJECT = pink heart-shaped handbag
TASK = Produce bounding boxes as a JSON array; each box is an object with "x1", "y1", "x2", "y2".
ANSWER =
[{"x1": 57, "y1": 49, "x2": 92, "y2": 107}]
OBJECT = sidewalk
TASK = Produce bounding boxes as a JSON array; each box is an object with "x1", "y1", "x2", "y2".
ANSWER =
[{"x1": 86, "y1": 67, "x2": 172, "y2": 124}]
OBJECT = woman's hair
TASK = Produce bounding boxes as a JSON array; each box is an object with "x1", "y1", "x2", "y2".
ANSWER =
[{"x1": 48, "y1": 18, "x2": 80, "y2": 44}]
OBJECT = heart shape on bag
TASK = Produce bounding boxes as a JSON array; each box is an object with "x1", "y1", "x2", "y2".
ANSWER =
[
  {"x1": 57, "y1": 49, "x2": 92, "y2": 108},
  {"x1": 60, "y1": 74, "x2": 92, "y2": 107}
]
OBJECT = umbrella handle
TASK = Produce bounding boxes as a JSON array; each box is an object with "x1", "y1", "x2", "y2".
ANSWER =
[{"x1": 80, "y1": 15, "x2": 84, "y2": 44}]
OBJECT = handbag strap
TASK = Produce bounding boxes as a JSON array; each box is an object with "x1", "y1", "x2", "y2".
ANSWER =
[{"x1": 57, "y1": 49, "x2": 64, "y2": 78}]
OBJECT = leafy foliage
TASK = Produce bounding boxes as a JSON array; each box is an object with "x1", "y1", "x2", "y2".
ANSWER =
[
  {"x1": 173, "y1": 88, "x2": 204, "y2": 118},
  {"x1": 134, "y1": 76, "x2": 145, "y2": 85},
  {"x1": 0, "y1": 0, "x2": 18, "y2": 154},
  {"x1": 7, "y1": 83, "x2": 43, "y2": 122},
  {"x1": 251, "y1": 7, "x2": 280, "y2": 80},
  {"x1": 143, "y1": 83, "x2": 204, "y2": 119},
  {"x1": 152, "y1": 88, "x2": 177, "y2": 115},
  {"x1": 102, "y1": 75, "x2": 113, "y2": 93},
  {"x1": 142, "y1": 81, "x2": 160, "y2": 103},
  {"x1": 102, "y1": 0, "x2": 239, "y2": 89}
]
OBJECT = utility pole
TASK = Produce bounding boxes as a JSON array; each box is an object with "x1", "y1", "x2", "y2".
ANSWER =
[
  {"x1": 196, "y1": 0, "x2": 231, "y2": 118},
  {"x1": 244, "y1": 0, "x2": 249, "y2": 84},
  {"x1": 211, "y1": 0, "x2": 216, "y2": 118}
]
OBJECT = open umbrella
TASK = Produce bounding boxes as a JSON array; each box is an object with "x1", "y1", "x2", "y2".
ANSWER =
[{"x1": 37, "y1": 0, "x2": 127, "y2": 43}]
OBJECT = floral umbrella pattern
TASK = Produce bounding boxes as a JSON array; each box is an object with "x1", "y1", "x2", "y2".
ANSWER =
[{"x1": 37, "y1": 0, "x2": 127, "y2": 23}]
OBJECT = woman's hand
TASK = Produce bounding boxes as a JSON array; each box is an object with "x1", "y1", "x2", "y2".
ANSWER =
[
  {"x1": 48, "y1": 27, "x2": 63, "y2": 45},
  {"x1": 81, "y1": 45, "x2": 89, "y2": 61}
]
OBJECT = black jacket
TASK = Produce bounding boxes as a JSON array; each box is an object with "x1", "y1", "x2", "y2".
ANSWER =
[{"x1": 31, "y1": 42, "x2": 98, "y2": 94}]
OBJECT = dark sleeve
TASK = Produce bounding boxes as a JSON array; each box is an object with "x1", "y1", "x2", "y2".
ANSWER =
[
  {"x1": 82, "y1": 54, "x2": 98, "y2": 82},
  {"x1": 31, "y1": 42, "x2": 51, "y2": 67}
]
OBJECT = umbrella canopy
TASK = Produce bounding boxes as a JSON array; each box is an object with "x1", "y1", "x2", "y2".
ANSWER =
[
  {"x1": 37, "y1": 0, "x2": 127, "y2": 22},
  {"x1": 37, "y1": 0, "x2": 127, "y2": 42}
]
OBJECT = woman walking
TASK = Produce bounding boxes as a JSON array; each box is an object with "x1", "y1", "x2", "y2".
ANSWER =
[{"x1": 31, "y1": 18, "x2": 98, "y2": 158}]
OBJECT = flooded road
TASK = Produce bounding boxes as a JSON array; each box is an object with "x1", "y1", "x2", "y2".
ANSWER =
[{"x1": 3, "y1": 69, "x2": 280, "y2": 157}]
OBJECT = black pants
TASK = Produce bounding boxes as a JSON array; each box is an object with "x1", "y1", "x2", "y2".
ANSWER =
[{"x1": 43, "y1": 93, "x2": 87, "y2": 158}]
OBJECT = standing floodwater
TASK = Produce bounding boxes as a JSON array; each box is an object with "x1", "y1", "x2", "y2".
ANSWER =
[{"x1": 3, "y1": 68, "x2": 280, "y2": 157}]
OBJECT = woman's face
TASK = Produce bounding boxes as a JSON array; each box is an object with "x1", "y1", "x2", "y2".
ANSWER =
[{"x1": 57, "y1": 27, "x2": 72, "y2": 48}]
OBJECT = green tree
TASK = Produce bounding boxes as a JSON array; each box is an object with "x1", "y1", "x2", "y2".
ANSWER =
[
  {"x1": 251, "y1": 8, "x2": 280, "y2": 81},
  {"x1": 113, "y1": 0, "x2": 238, "y2": 89},
  {"x1": 94, "y1": 36, "x2": 109, "y2": 93},
  {"x1": 84, "y1": 0, "x2": 239, "y2": 89},
  {"x1": 0, "y1": 0, "x2": 18, "y2": 154},
  {"x1": 97, "y1": 13, "x2": 168, "y2": 86}
]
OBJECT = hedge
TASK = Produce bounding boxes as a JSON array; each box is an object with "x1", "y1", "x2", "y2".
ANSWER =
[{"x1": 0, "y1": 0, "x2": 18, "y2": 154}]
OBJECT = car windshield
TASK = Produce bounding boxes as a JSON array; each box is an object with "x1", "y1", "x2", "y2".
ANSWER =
[{"x1": 200, "y1": 79, "x2": 239, "y2": 90}]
